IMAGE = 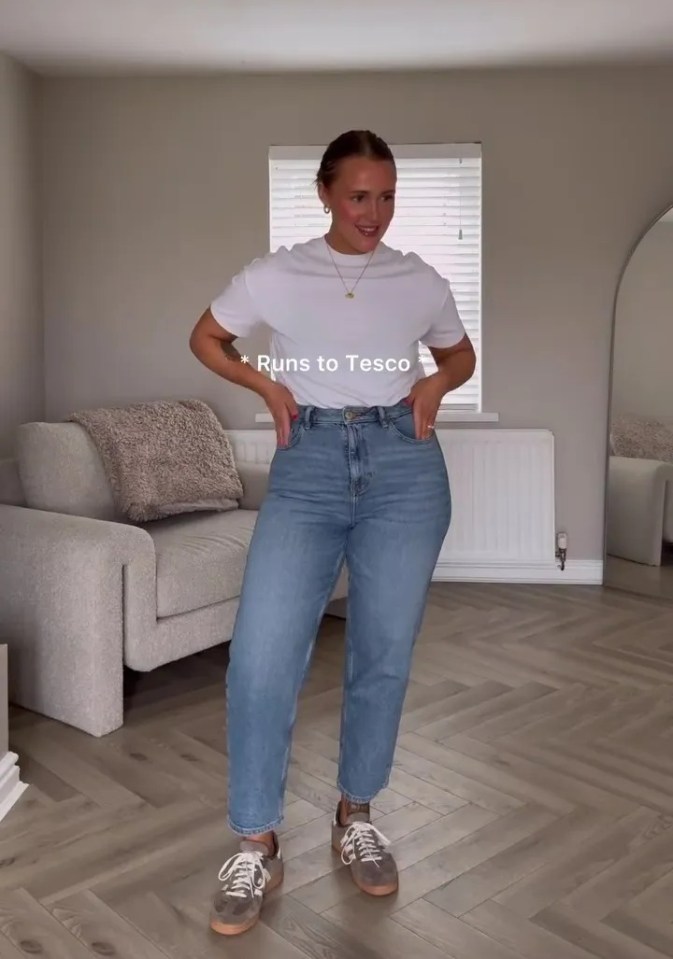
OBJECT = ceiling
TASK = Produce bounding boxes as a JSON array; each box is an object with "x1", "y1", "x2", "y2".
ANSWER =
[{"x1": 2, "y1": 0, "x2": 673, "y2": 75}]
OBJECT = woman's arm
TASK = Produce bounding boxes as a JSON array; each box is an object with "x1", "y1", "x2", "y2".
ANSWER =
[
  {"x1": 189, "y1": 308, "x2": 298, "y2": 445},
  {"x1": 189, "y1": 308, "x2": 274, "y2": 399},
  {"x1": 428, "y1": 335, "x2": 476, "y2": 393},
  {"x1": 404, "y1": 334, "x2": 477, "y2": 439}
]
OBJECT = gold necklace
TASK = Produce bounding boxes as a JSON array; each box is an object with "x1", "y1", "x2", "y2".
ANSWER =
[{"x1": 324, "y1": 237, "x2": 377, "y2": 299}]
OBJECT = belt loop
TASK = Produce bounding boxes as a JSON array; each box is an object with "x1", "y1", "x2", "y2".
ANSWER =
[
  {"x1": 376, "y1": 405, "x2": 388, "y2": 427},
  {"x1": 303, "y1": 406, "x2": 313, "y2": 428}
]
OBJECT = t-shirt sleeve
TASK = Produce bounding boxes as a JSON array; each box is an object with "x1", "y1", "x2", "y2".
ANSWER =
[
  {"x1": 420, "y1": 278, "x2": 467, "y2": 349},
  {"x1": 210, "y1": 267, "x2": 265, "y2": 338}
]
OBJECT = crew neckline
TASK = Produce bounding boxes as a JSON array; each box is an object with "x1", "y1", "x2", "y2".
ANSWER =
[{"x1": 321, "y1": 235, "x2": 385, "y2": 264}]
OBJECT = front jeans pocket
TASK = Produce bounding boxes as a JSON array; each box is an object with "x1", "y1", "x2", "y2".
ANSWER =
[
  {"x1": 388, "y1": 409, "x2": 437, "y2": 445},
  {"x1": 277, "y1": 417, "x2": 305, "y2": 451}
]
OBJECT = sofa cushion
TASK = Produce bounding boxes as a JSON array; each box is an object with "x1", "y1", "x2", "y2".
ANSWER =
[
  {"x1": 145, "y1": 508, "x2": 258, "y2": 617},
  {"x1": 611, "y1": 413, "x2": 673, "y2": 463},
  {"x1": 17, "y1": 422, "x2": 119, "y2": 520}
]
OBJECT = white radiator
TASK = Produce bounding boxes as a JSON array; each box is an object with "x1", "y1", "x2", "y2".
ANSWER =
[
  {"x1": 227, "y1": 428, "x2": 559, "y2": 583},
  {"x1": 433, "y1": 429, "x2": 556, "y2": 580}
]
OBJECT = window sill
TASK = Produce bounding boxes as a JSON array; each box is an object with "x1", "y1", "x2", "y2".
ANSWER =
[
  {"x1": 254, "y1": 410, "x2": 499, "y2": 425},
  {"x1": 436, "y1": 411, "x2": 500, "y2": 423}
]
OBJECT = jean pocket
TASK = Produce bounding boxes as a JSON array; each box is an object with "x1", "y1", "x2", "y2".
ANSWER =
[
  {"x1": 388, "y1": 409, "x2": 437, "y2": 445},
  {"x1": 276, "y1": 417, "x2": 305, "y2": 450}
]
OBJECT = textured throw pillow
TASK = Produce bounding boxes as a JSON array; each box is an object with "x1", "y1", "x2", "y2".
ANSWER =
[
  {"x1": 67, "y1": 399, "x2": 243, "y2": 522},
  {"x1": 610, "y1": 413, "x2": 673, "y2": 464}
]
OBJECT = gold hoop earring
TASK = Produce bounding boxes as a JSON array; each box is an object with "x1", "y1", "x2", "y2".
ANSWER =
[{"x1": 323, "y1": 205, "x2": 330, "y2": 214}]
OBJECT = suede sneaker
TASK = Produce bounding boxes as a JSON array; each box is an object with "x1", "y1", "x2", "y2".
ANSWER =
[
  {"x1": 332, "y1": 805, "x2": 398, "y2": 896},
  {"x1": 210, "y1": 835, "x2": 283, "y2": 936}
]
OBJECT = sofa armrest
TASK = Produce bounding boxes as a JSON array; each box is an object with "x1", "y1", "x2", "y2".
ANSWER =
[
  {"x1": 0, "y1": 505, "x2": 156, "y2": 736},
  {"x1": 0, "y1": 458, "x2": 24, "y2": 506},
  {"x1": 607, "y1": 456, "x2": 673, "y2": 566},
  {"x1": 237, "y1": 461, "x2": 270, "y2": 511}
]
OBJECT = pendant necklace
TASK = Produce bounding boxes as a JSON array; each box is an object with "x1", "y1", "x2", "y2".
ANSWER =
[{"x1": 324, "y1": 237, "x2": 377, "y2": 299}]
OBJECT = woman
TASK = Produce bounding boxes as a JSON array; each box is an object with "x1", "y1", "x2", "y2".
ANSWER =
[{"x1": 189, "y1": 129, "x2": 475, "y2": 936}]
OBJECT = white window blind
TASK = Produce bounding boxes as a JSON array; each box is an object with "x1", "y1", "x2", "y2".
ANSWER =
[{"x1": 268, "y1": 143, "x2": 482, "y2": 411}]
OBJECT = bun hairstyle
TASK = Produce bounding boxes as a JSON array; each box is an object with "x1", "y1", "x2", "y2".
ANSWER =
[{"x1": 316, "y1": 130, "x2": 396, "y2": 189}]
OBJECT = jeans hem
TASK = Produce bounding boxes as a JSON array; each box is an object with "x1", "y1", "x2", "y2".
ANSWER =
[
  {"x1": 227, "y1": 815, "x2": 283, "y2": 837},
  {"x1": 337, "y1": 781, "x2": 388, "y2": 805}
]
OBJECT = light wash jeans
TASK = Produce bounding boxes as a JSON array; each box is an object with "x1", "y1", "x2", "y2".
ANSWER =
[{"x1": 225, "y1": 401, "x2": 451, "y2": 835}]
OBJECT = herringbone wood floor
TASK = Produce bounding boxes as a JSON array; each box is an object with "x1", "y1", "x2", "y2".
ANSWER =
[{"x1": 4, "y1": 582, "x2": 673, "y2": 957}]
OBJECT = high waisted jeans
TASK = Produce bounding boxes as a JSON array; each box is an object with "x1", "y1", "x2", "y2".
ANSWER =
[{"x1": 225, "y1": 400, "x2": 451, "y2": 835}]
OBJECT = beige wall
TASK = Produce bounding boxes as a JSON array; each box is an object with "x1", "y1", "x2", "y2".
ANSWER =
[
  {"x1": 0, "y1": 55, "x2": 43, "y2": 456},
  {"x1": 40, "y1": 66, "x2": 673, "y2": 560},
  {"x1": 612, "y1": 217, "x2": 673, "y2": 421}
]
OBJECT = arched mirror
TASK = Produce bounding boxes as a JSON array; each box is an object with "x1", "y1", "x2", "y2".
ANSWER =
[{"x1": 605, "y1": 204, "x2": 673, "y2": 599}]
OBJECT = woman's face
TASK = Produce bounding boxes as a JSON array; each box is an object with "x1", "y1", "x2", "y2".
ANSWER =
[{"x1": 320, "y1": 156, "x2": 396, "y2": 255}]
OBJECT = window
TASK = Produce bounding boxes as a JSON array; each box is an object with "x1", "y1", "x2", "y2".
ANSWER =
[{"x1": 268, "y1": 143, "x2": 482, "y2": 411}]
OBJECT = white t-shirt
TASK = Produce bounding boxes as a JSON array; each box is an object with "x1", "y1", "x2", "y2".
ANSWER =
[{"x1": 210, "y1": 236, "x2": 466, "y2": 408}]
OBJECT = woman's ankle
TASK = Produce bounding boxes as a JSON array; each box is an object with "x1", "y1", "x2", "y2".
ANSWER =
[
  {"x1": 338, "y1": 796, "x2": 371, "y2": 825},
  {"x1": 244, "y1": 831, "x2": 276, "y2": 854}
]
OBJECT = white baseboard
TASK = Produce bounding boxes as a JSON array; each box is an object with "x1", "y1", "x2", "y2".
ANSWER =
[
  {"x1": 0, "y1": 751, "x2": 28, "y2": 823},
  {"x1": 433, "y1": 559, "x2": 603, "y2": 585}
]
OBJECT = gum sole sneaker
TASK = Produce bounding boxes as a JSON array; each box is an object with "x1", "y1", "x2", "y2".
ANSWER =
[
  {"x1": 210, "y1": 837, "x2": 283, "y2": 936},
  {"x1": 332, "y1": 809, "x2": 398, "y2": 896}
]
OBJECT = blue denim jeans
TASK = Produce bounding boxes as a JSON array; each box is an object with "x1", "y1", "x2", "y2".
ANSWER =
[{"x1": 225, "y1": 400, "x2": 451, "y2": 835}]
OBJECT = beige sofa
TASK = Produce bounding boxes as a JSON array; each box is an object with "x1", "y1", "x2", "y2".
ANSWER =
[
  {"x1": 0, "y1": 422, "x2": 347, "y2": 737},
  {"x1": 607, "y1": 413, "x2": 673, "y2": 566},
  {"x1": 606, "y1": 455, "x2": 673, "y2": 566}
]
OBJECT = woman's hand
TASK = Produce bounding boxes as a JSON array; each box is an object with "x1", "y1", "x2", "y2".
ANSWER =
[
  {"x1": 403, "y1": 375, "x2": 446, "y2": 439},
  {"x1": 260, "y1": 381, "x2": 299, "y2": 447}
]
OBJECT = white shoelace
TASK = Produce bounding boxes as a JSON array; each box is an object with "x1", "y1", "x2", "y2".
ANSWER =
[
  {"x1": 340, "y1": 821, "x2": 391, "y2": 867},
  {"x1": 217, "y1": 851, "x2": 270, "y2": 900}
]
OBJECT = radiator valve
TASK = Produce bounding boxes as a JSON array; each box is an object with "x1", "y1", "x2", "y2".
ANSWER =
[{"x1": 556, "y1": 531, "x2": 568, "y2": 571}]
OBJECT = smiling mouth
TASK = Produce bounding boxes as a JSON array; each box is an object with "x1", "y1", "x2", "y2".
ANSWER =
[{"x1": 356, "y1": 225, "x2": 379, "y2": 237}]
